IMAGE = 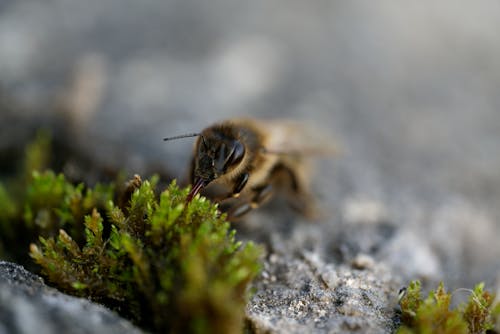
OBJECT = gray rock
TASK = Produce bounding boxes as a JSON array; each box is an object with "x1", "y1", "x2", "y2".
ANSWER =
[
  {"x1": 247, "y1": 252, "x2": 399, "y2": 333},
  {"x1": 0, "y1": 261, "x2": 142, "y2": 334}
]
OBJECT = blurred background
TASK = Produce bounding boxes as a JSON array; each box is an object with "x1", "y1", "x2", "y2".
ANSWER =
[{"x1": 1, "y1": 0, "x2": 499, "y2": 291}]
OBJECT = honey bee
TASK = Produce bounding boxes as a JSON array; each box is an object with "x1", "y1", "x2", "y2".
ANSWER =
[{"x1": 164, "y1": 118, "x2": 335, "y2": 219}]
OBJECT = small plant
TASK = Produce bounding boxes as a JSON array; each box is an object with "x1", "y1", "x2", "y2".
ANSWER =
[
  {"x1": 398, "y1": 280, "x2": 500, "y2": 334},
  {"x1": 1, "y1": 132, "x2": 263, "y2": 333},
  {"x1": 0, "y1": 131, "x2": 59, "y2": 263},
  {"x1": 28, "y1": 173, "x2": 262, "y2": 333}
]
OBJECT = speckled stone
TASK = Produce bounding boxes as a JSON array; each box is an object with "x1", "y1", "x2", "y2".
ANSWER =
[{"x1": 0, "y1": 261, "x2": 142, "y2": 334}]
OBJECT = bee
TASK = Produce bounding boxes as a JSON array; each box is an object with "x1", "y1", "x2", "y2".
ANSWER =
[{"x1": 164, "y1": 118, "x2": 335, "y2": 219}]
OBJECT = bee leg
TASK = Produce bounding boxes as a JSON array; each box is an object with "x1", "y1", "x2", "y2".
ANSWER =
[
  {"x1": 270, "y1": 163, "x2": 316, "y2": 218},
  {"x1": 231, "y1": 173, "x2": 249, "y2": 198},
  {"x1": 250, "y1": 184, "x2": 274, "y2": 207},
  {"x1": 209, "y1": 173, "x2": 250, "y2": 205},
  {"x1": 226, "y1": 184, "x2": 274, "y2": 220},
  {"x1": 227, "y1": 203, "x2": 253, "y2": 219}
]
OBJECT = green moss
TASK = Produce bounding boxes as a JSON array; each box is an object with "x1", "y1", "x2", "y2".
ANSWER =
[
  {"x1": 0, "y1": 183, "x2": 17, "y2": 227},
  {"x1": 23, "y1": 130, "x2": 51, "y2": 181},
  {"x1": 0, "y1": 183, "x2": 17, "y2": 255},
  {"x1": 398, "y1": 280, "x2": 500, "y2": 334},
  {"x1": 1, "y1": 132, "x2": 263, "y2": 333},
  {"x1": 0, "y1": 130, "x2": 57, "y2": 262},
  {"x1": 27, "y1": 175, "x2": 262, "y2": 333}
]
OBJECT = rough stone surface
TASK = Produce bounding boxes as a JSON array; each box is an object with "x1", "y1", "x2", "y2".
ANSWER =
[
  {"x1": 1, "y1": 1, "x2": 500, "y2": 333},
  {"x1": 0, "y1": 261, "x2": 142, "y2": 334},
  {"x1": 247, "y1": 252, "x2": 399, "y2": 333}
]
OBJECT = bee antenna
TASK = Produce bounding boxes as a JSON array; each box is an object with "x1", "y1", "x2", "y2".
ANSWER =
[{"x1": 163, "y1": 133, "x2": 200, "y2": 141}]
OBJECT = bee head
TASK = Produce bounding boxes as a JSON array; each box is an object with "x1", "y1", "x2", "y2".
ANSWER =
[
  {"x1": 194, "y1": 127, "x2": 245, "y2": 183},
  {"x1": 163, "y1": 124, "x2": 245, "y2": 201}
]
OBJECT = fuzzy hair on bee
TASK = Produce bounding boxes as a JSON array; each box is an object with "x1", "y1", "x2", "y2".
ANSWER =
[{"x1": 164, "y1": 118, "x2": 336, "y2": 220}]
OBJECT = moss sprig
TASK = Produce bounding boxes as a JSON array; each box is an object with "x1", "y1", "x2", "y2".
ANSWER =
[{"x1": 398, "y1": 280, "x2": 500, "y2": 334}]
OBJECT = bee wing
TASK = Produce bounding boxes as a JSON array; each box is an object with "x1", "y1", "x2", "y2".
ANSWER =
[{"x1": 257, "y1": 119, "x2": 339, "y2": 157}]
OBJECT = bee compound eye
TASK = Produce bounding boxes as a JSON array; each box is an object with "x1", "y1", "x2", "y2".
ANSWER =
[
  {"x1": 227, "y1": 141, "x2": 245, "y2": 167},
  {"x1": 214, "y1": 140, "x2": 246, "y2": 173},
  {"x1": 214, "y1": 143, "x2": 227, "y2": 171}
]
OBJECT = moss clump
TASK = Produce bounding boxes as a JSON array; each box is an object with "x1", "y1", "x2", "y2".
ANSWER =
[
  {"x1": 398, "y1": 280, "x2": 500, "y2": 334},
  {"x1": 0, "y1": 131, "x2": 60, "y2": 262},
  {"x1": 0, "y1": 183, "x2": 18, "y2": 256},
  {"x1": 1, "y1": 132, "x2": 262, "y2": 333},
  {"x1": 0, "y1": 169, "x2": 114, "y2": 264},
  {"x1": 28, "y1": 172, "x2": 261, "y2": 333}
]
